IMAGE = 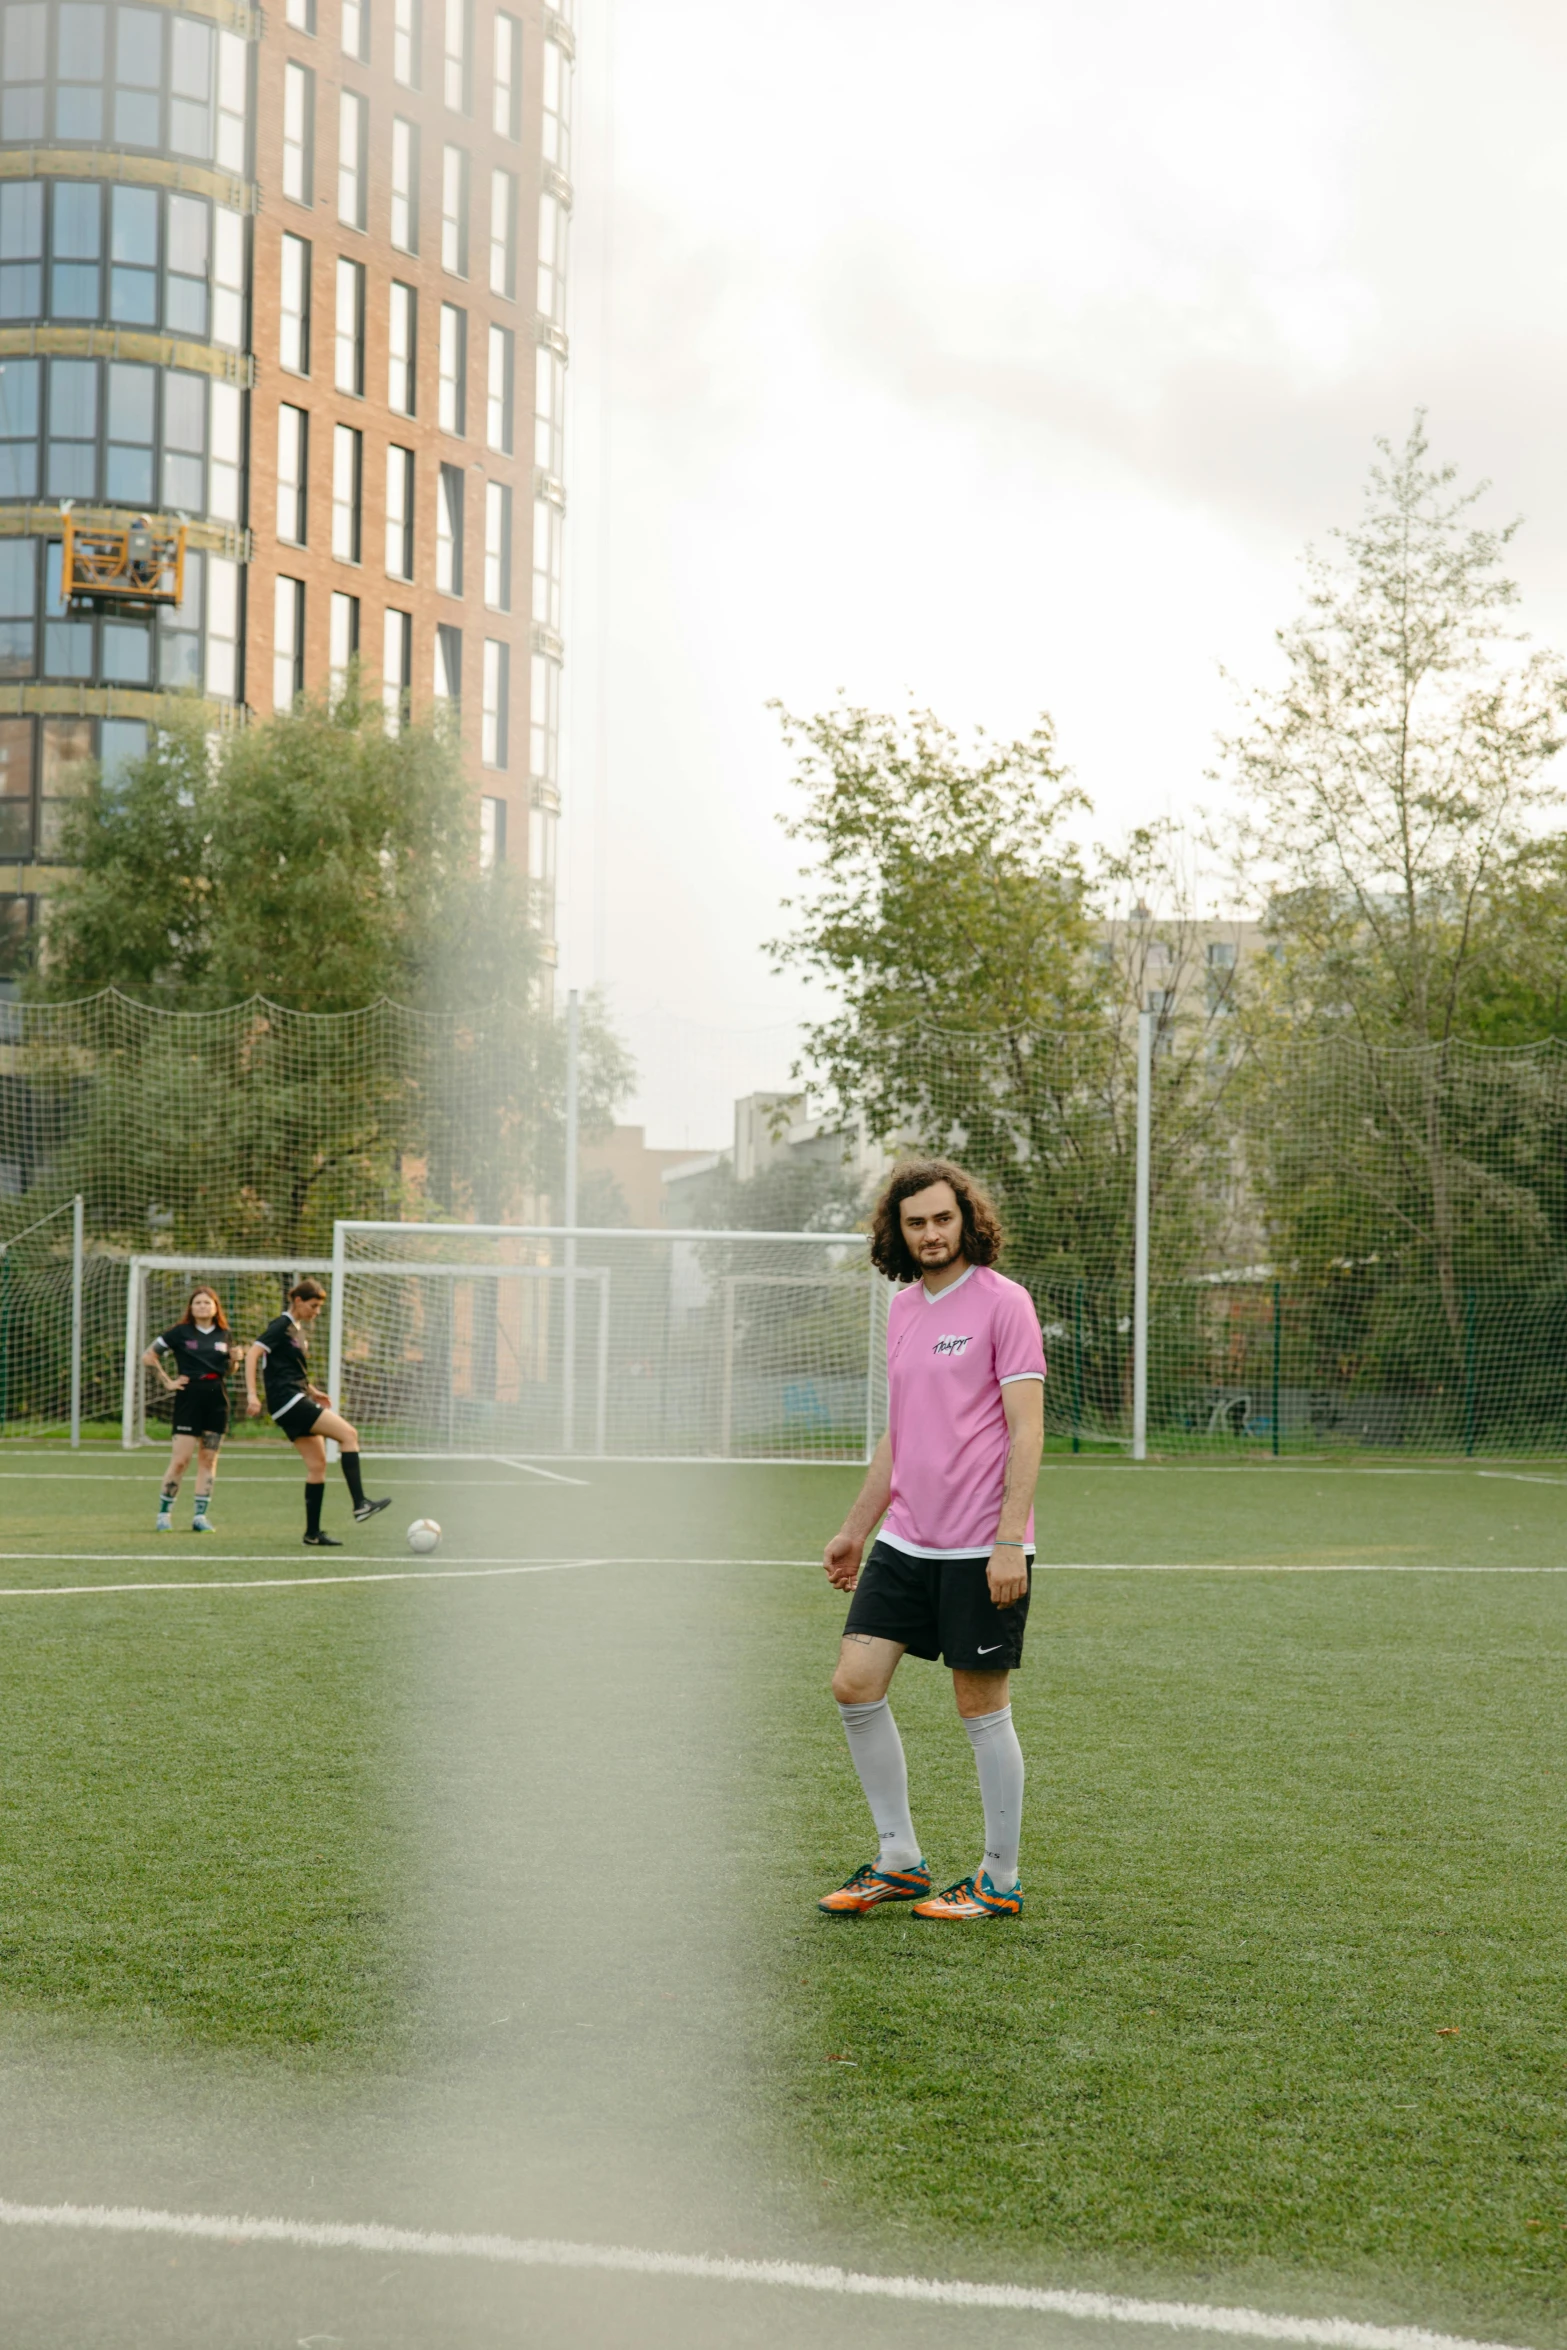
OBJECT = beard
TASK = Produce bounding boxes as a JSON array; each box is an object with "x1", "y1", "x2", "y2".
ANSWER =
[{"x1": 915, "y1": 1235, "x2": 962, "y2": 1271}]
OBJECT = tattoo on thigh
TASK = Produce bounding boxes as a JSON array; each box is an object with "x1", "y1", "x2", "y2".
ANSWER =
[{"x1": 843, "y1": 1633, "x2": 874, "y2": 1647}]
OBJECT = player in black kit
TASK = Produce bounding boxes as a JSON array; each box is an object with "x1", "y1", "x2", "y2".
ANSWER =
[
  {"x1": 244, "y1": 1277, "x2": 390, "y2": 1546},
  {"x1": 143, "y1": 1284, "x2": 234, "y2": 1533}
]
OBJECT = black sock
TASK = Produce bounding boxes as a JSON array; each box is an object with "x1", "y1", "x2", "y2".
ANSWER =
[
  {"x1": 305, "y1": 1481, "x2": 324, "y2": 1537},
  {"x1": 340, "y1": 1451, "x2": 366, "y2": 1508}
]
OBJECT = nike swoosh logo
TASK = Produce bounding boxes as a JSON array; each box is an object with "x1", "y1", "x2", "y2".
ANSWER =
[{"x1": 977, "y1": 1643, "x2": 1003, "y2": 1655}]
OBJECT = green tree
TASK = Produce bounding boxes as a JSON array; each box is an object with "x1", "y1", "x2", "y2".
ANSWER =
[
  {"x1": 1226, "y1": 416, "x2": 1567, "y2": 1051},
  {"x1": 769, "y1": 706, "x2": 1243, "y2": 1433},
  {"x1": 1224, "y1": 418, "x2": 1567, "y2": 1346},
  {"x1": 37, "y1": 693, "x2": 485, "y2": 1011},
  {"x1": 17, "y1": 696, "x2": 630, "y2": 1249}
]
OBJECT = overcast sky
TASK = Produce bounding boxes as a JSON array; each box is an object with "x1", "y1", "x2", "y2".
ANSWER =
[{"x1": 559, "y1": 0, "x2": 1567, "y2": 1146}]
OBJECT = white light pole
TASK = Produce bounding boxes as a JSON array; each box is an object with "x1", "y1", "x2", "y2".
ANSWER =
[{"x1": 1132, "y1": 1009, "x2": 1152, "y2": 1462}]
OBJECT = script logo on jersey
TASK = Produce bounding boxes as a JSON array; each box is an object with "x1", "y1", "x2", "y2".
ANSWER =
[{"x1": 932, "y1": 1333, "x2": 973, "y2": 1357}]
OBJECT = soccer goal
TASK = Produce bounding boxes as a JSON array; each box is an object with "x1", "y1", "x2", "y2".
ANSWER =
[
  {"x1": 120, "y1": 1255, "x2": 333, "y2": 1448},
  {"x1": 328, "y1": 1220, "x2": 887, "y2": 1463}
]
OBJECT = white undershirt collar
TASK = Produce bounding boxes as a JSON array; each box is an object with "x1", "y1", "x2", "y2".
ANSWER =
[{"x1": 921, "y1": 1261, "x2": 977, "y2": 1304}]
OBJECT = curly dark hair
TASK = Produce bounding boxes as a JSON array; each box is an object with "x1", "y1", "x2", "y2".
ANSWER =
[{"x1": 869, "y1": 1159, "x2": 1004, "y2": 1284}]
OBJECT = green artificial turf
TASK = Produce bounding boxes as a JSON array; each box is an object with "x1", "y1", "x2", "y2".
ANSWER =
[{"x1": 1, "y1": 1451, "x2": 1566, "y2": 2338}]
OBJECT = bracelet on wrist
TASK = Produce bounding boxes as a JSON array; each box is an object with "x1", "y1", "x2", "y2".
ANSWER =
[{"x1": 992, "y1": 1539, "x2": 1025, "y2": 1549}]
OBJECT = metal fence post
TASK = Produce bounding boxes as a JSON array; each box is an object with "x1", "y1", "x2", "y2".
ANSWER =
[
  {"x1": 70, "y1": 1193, "x2": 84, "y2": 1449},
  {"x1": 1271, "y1": 1277, "x2": 1281, "y2": 1459},
  {"x1": 1132, "y1": 1009, "x2": 1152, "y2": 1461},
  {"x1": 327, "y1": 1223, "x2": 347, "y2": 1463},
  {"x1": 561, "y1": 988, "x2": 581, "y2": 1453},
  {"x1": 1072, "y1": 1276, "x2": 1083, "y2": 1455}
]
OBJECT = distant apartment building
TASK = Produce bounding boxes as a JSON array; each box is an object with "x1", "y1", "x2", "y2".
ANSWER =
[{"x1": 0, "y1": 0, "x2": 571, "y2": 969}]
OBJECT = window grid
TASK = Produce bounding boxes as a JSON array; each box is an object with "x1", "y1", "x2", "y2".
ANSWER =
[
  {"x1": 534, "y1": 342, "x2": 564, "y2": 474},
  {"x1": 441, "y1": 145, "x2": 468, "y2": 277},
  {"x1": 486, "y1": 324, "x2": 513, "y2": 452},
  {"x1": 481, "y1": 637, "x2": 507, "y2": 768},
  {"x1": 535, "y1": 186, "x2": 564, "y2": 318},
  {"x1": 438, "y1": 302, "x2": 466, "y2": 435},
  {"x1": 1, "y1": 9, "x2": 246, "y2": 168},
  {"x1": 434, "y1": 619, "x2": 461, "y2": 702},
  {"x1": 442, "y1": 0, "x2": 469, "y2": 113},
  {"x1": 213, "y1": 206, "x2": 244, "y2": 348},
  {"x1": 436, "y1": 462, "x2": 463, "y2": 596},
  {"x1": 338, "y1": 88, "x2": 367, "y2": 231},
  {"x1": 388, "y1": 280, "x2": 417, "y2": 415},
  {"x1": 283, "y1": 61, "x2": 314, "y2": 207},
  {"x1": 280, "y1": 231, "x2": 311, "y2": 374},
  {"x1": 385, "y1": 444, "x2": 414, "y2": 578},
  {"x1": 542, "y1": 36, "x2": 570, "y2": 174},
  {"x1": 531, "y1": 496, "x2": 561, "y2": 631},
  {"x1": 483, "y1": 480, "x2": 510, "y2": 610},
  {"x1": 329, "y1": 588, "x2": 359, "y2": 699},
  {"x1": 493, "y1": 11, "x2": 520, "y2": 138},
  {"x1": 334, "y1": 255, "x2": 365, "y2": 395},
  {"x1": 276, "y1": 403, "x2": 307, "y2": 545},
  {"x1": 391, "y1": 117, "x2": 419, "y2": 255},
  {"x1": 273, "y1": 574, "x2": 304, "y2": 710},
  {"x1": 529, "y1": 649, "x2": 559, "y2": 781},
  {"x1": 331, "y1": 422, "x2": 362, "y2": 563},
  {"x1": 382, "y1": 605, "x2": 411, "y2": 732},
  {"x1": 392, "y1": 0, "x2": 419, "y2": 86},
  {"x1": 491, "y1": 169, "x2": 516, "y2": 299},
  {"x1": 0, "y1": 180, "x2": 245, "y2": 349},
  {"x1": 216, "y1": 31, "x2": 248, "y2": 173}
]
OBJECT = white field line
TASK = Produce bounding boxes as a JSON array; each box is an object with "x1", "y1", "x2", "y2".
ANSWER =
[
  {"x1": 1477, "y1": 1472, "x2": 1567, "y2": 1488},
  {"x1": 0, "y1": 2199, "x2": 1529, "y2": 2350},
  {"x1": 0, "y1": 1557, "x2": 1560, "y2": 1601},
  {"x1": 495, "y1": 1455, "x2": 590, "y2": 1486},
  {"x1": 0, "y1": 1556, "x2": 813, "y2": 1597},
  {"x1": 0, "y1": 1473, "x2": 560, "y2": 1486}
]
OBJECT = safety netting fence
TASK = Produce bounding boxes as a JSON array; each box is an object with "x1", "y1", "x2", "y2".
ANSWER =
[
  {"x1": 841, "y1": 1019, "x2": 1567, "y2": 1458},
  {"x1": 2, "y1": 987, "x2": 1566, "y2": 1456},
  {"x1": 0, "y1": 987, "x2": 561, "y2": 1442}
]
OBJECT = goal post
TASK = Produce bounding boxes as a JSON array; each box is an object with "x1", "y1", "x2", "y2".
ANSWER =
[
  {"x1": 120, "y1": 1255, "x2": 334, "y2": 1448},
  {"x1": 0, "y1": 1195, "x2": 87, "y2": 1445},
  {"x1": 331, "y1": 1220, "x2": 886, "y2": 1464}
]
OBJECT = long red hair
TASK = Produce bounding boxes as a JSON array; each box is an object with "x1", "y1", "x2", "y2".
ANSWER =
[{"x1": 184, "y1": 1286, "x2": 229, "y2": 1331}]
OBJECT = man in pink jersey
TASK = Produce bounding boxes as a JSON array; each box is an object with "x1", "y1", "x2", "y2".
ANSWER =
[{"x1": 818, "y1": 1159, "x2": 1045, "y2": 1923}]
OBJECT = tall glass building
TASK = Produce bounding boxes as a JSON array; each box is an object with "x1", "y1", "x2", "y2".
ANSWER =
[{"x1": 0, "y1": 0, "x2": 570, "y2": 968}]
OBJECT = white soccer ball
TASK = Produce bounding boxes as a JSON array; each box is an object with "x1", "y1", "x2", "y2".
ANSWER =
[{"x1": 407, "y1": 1518, "x2": 442, "y2": 1555}]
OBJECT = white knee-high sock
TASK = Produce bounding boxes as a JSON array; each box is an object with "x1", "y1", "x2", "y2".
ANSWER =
[
  {"x1": 837, "y1": 1698, "x2": 921, "y2": 1871},
  {"x1": 964, "y1": 1704, "x2": 1025, "y2": 1888}
]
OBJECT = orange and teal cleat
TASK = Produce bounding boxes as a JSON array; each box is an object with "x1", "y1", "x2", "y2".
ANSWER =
[
  {"x1": 912, "y1": 1872, "x2": 1023, "y2": 1922},
  {"x1": 817, "y1": 1860, "x2": 932, "y2": 1916}
]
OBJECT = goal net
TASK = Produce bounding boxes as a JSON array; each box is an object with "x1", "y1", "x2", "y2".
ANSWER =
[
  {"x1": 0, "y1": 1196, "x2": 92, "y2": 1441},
  {"x1": 329, "y1": 1221, "x2": 886, "y2": 1462},
  {"x1": 121, "y1": 1256, "x2": 333, "y2": 1448}
]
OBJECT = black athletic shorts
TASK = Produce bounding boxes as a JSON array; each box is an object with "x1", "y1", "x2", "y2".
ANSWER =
[
  {"x1": 843, "y1": 1538, "x2": 1032, "y2": 1671},
  {"x1": 271, "y1": 1394, "x2": 325, "y2": 1440},
  {"x1": 171, "y1": 1382, "x2": 229, "y2": 1443}
]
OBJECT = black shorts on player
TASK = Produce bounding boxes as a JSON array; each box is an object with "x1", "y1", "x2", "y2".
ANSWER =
[
  {"x1": 843, "y1": 1537, "x2": 1032, "y2": 1671},
  {"x1": 171, "y1": 1383, "x2": 229, "y2": 1444},
  {"x1": 271, "y1": 1394, "x2": 326, "y2": 1441}
]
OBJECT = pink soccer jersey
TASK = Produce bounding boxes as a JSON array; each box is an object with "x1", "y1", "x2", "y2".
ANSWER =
[{"x1": 881, "y1": 1264, "x2": 1047, "y2": 1557}]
